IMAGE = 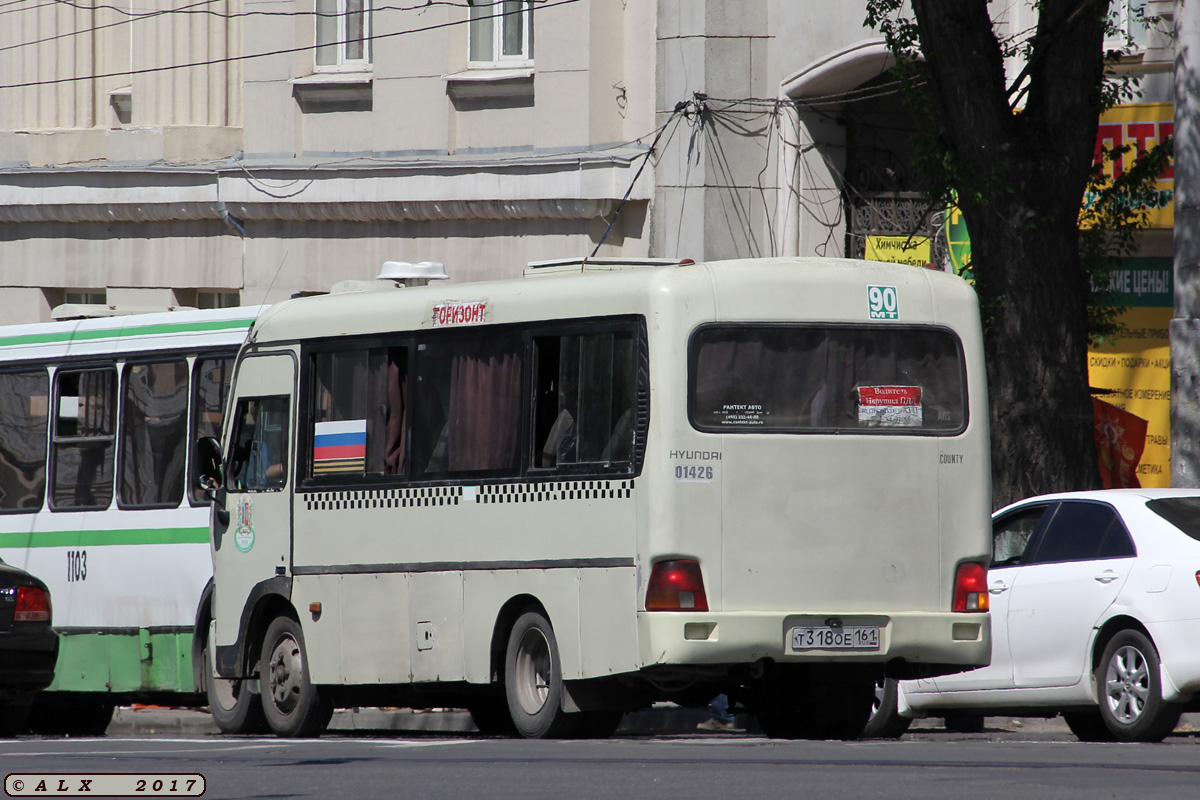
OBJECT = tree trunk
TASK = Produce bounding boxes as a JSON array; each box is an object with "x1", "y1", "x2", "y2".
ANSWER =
[{"x1": 910, "y1": 0, "x2": 1108, "y2": 507}]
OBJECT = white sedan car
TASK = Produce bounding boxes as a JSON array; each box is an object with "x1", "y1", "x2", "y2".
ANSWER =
[{"x1": 898, "y1": 488, "x2": 1200, "y2": 742}]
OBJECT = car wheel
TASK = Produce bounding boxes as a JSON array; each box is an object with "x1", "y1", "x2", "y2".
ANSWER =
[
  {"x1": 504, "y1": 608, "x2": 579, "y2": 738},
  {"x1": 1096, "y1": 629, "x2": 1181, "y2": 742},
  {"x1": 259, "y1": 615, "x2": 329, "y2": 738},
  {"x1": 860, "y1": 678, "x2": 911, "y2": 739}
]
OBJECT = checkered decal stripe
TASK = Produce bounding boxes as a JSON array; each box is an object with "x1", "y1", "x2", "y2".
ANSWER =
[{"x1": 303, "y1": 480, "x2": 635, "y2": 511}]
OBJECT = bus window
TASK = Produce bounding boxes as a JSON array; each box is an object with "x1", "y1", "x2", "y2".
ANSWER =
[
  {"x1": 688, "y1": 325, "x2": 966, "y2": 434},
  {"x1": 0, "y1": 369, "x2": 49, "y2": 512},
  {"x1": 51, "y1": 367, "x2": 117, "y2": 510},
  {"x1": 532, "y1": 330, "x2": 634, "y2": 468},
  {"x1": 120, "y1": 359, "x2": 188, "y2": 509},
  {"x1": 189, "y1": 357, "x2": 235, "y2": 504},
  {"x1": 309, "y1": 348, "x2": 402, "y2": 479},
  {"x1": 228, "y1": 397, "x2": 289, "y2": 492},
  {"x1": 413, "y1": 334, "x2": 522, "y2": 477}
]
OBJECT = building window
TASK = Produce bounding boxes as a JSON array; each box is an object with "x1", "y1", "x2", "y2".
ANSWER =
[
  {"x1": 197, "y1": 291, "x2": 241, "y2": 309},
  {"x1": 1109, "y1": 0, "x2": 1149, "y2": 49},
  {"x1": 316, "y1": 0, "x2": 371, "y2": 69},
  {"x1": 65, "y1": 290, "x2": 107, "y2": 305},
  {"x1": 469, "y1": 0, "x2": 533, "y2": 65}
]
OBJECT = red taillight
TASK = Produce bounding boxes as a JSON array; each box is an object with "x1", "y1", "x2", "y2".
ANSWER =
[
  {"x1": 646, "y1": 559, "x2": 708, "y2": 612},
  {"x1": 952, "y1": 562, "x2": 988, "y2": 612},
  {"x1": 14, "y1": 585, "x2": 51, "y2": 623}
]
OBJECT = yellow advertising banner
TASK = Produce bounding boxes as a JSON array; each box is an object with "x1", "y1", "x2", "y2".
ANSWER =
[
  {"x1": 1091, "y1": 102, "x2": 1174, "y2": 229},
  {"x1": 1088, "y1": 302, "x2": 1171, "y2": 488},
  {"x1": 865, "y1": 235, "x2": 931, "y2": 267}
]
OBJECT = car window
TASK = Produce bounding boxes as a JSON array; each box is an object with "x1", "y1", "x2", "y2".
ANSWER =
[
  {"x1": 1145, "y1": 497, "x2": 1200, "y2": 542},
  {"x1": 1024, "y1": 501, "x2": 1124, "y2": 565},
  {"x1": 991, "y1": 505, "x2": 1052, "y2": 567},
  {"x1": 1096, "y1": 516, "x2": 1136, "y2": 558}
]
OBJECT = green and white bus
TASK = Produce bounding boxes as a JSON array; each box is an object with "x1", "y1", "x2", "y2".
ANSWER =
[
  {"x1": 201, "y1": 256, "x2": 992, "y2": 739},
  {"x1": 0, "y1": 305, "x2": 262, "y2": 734}
]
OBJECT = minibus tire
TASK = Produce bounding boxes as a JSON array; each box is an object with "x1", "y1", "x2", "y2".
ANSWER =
[
  {"x1": 204, "y1": 644, "x2": 268, "y2": 735},
  {"x1": 504, "y1": 609, "x2": 575, "y2": 739},
  {"x1": 260, "y1": 615, "x2": 327, "y2": 738},
  {"x1": 860, "y1": 678, "x2": 911, "y2": 739}
]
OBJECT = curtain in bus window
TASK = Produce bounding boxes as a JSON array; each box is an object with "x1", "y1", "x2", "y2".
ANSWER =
[
  {"x1": 534, "y1": 331, "x2": 634, "y2": 468},
  {"x1": 188, "y1": 357, "x2": 234, "y2": 504},
  {"x1": 446, "y1": 337, "x2": 522, "y2": 472},
  {"x1": 690, "y1": 326, "x2": 965, "y2": 433},
  {"x1": 120, "y1": 360, "x2": 188, "y2": 508},
  {"x1": 384, "y1": 349, "x2": 407, "y2": 474},
  {"x1": 0, "y1": 370, "x2": 48, "y2": 511},
  {"x1": 52, "y1": 367, "x2": 116, "y2": 510}
]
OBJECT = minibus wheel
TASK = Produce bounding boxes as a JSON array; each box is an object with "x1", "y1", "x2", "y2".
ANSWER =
[
  {"x1": 504, "y1": 608, "x2": 578, "y2": 738},
  {"x1": 204, "y1": 639, "x2": 267, "y2": 735},
  {"x1": 259, "y1": 615, "x2": 329, "y2": 737}
]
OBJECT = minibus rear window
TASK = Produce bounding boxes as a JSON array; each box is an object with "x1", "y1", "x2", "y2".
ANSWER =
[{"x1": 688, "y1": 325, "x2": 967, "y2": 434}]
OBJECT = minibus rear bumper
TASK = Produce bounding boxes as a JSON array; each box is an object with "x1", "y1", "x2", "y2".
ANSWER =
[{"x1": 636, "y1": 610, "x2": 990, "y2": 677}]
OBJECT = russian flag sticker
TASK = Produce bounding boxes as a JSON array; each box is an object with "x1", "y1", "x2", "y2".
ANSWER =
[{"x1": 314, "y1": 419, "x2": 367, "y2": 474}]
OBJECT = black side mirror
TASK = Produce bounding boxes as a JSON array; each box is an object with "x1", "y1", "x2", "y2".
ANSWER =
[{"x1": 196, "y1": 437, "x2": 227, "y2": 516}]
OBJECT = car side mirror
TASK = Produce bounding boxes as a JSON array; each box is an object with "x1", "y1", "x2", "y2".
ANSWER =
[{"x1": 196, "y1": 436, "x2": 227, "y2": 517}]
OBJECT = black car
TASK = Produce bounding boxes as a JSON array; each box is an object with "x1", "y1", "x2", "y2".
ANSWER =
[{"x1": 0, "y1": 558, "x2": 58, "y2": 736}]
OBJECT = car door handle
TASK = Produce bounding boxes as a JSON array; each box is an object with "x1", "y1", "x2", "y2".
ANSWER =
[
  {"x1": 989, "y1": 581, "x2": 1010, "y2": 594},
  {"x1": 1094, "y1": 570, "x2": 1120, "y2": 584}
]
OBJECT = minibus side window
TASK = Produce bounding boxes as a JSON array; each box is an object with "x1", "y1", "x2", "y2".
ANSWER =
[
  {"x1": 0, "y1": 369, "x2": 49, "y2": 512},
  {"x1": 412, "y1": 334, "x2": 522, "y2": 477},
  {"x1": 228, "y1": 397, "x2": 289, "y2": 491},
  {"x1": 532, "y1": 330, "x2": 634, "y2": 468},
  {"x1": 310, "y1": 347, "x2": 405, "y2": 479}
]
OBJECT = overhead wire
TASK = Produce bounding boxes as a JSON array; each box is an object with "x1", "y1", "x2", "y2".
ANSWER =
[{"x1": 0, "y1": 0, "x2": 581, "y2": 89}]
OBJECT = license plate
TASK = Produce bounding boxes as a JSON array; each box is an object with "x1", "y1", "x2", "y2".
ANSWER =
[{"x1": 790, "y1": 625, "x2": 880, "y2": 651}]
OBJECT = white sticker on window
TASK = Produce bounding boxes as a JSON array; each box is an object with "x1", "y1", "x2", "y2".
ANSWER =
[{"x1": 858, "y1": 386, "x2": 922, "y2": 427}]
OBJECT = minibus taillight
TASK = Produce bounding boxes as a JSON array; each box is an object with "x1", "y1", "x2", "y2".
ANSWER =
[
  {"x1": 952, "y1": 562, "x2": 988, "y2": 612},
  {"x1": 14, "y1": 585, "x2": 52, "y2": 623},
  {"x1": 646, "y1": 559, "x2": 709, "y2": 612}
]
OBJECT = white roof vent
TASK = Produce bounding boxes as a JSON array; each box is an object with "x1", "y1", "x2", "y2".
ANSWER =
[
  {"x1": 377, "y1": 261, "x2": 448, "y2": 282},
  {"x1": 331, "y1": 261, "x2": 450, "y2": 294}
]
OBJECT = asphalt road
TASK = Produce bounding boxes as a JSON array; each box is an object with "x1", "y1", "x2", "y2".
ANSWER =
[{"x1": 3, "y1": 714, "x2": 1200, "y2": 800}]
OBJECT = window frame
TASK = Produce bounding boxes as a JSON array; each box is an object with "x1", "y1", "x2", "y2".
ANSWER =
[
  {"x1": 296, "y1": 315, "x2": 647, "y2": 491},
  {"x1": 0, "y1": 367, "x2": 50, "y2": 515},
  {"x1": 226, "y1": 395, "x2": 291, "y2": 494},
  {"x1": 116, "y1": 357, "x2": 191, "y2": 511},
  {"x1": 468, "y1": 0, "x2": 534, "y2": 68},
  {"x1": 686, "y1": 322, "x2": 969, "y2": 436},
  {"x1": 1020, "y1": 500, "x2": 1137, "y2": 567},
  {"x1": 315, "y1": 0, "x2": 372, "y2": 72},
  {"x1": 188, "y1": 353, "x2": 238, "y2": 507},
  {"x1": 49, "y1": 363, "x2": 119, "y2": 512}
]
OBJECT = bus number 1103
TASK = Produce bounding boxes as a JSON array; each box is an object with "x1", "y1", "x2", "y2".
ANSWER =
[{"x1": 67, "y1": 549, "x2": 88, "y2": 582}]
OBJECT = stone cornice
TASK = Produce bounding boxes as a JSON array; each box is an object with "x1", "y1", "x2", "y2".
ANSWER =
[
  {"x1": 0, "y1": 198, "x2": 615, "y2": 223},
  {"x1": 0, "y1": 150, "x2": 647, "y2": 224}
]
